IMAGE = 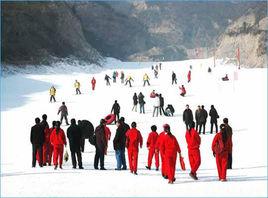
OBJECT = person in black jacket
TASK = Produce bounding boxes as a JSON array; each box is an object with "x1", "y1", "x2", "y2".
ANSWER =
[
  {"x1": 30, "y1": 117, "x2": 44, "y2": 167},
  {"x1": 132, "y1": 93, "x2": 138, "y2": 112},
  {"x1": 159, "y1": 94, "x2": 165, "y2": 116},
  {"x1": 195, "y1": 106, "x2": 201, "y2": 131},
  {"x1": 111, "y1": 100, "x2": 120, "y2": 124},
  {"x1": 113, "y1": 117, "x2": 130, "y2": 170},
  {"x1": 138, "y1": 92, "x2": 145, "y2": 114},
  {"x1": 209, "y1": 105, "x2": 219, "y2": 134},
  {"x1": 94, "y1": 119, "x2": 107, "y2": 170},
  {"x1": 199, "y1": 105, "x2": 208, "y2": 134},
  {"x1": 67, "y1": 119, "x2": 83, "y2": 169},
  {"x1": 183, "y1": 104, "x2": 193, "y2": 130},
  {"x1": 172, "y1": 71, "x2": 177, "y2": 85}
]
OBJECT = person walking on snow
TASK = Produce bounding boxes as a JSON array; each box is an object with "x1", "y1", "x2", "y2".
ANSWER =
[
  {"x1": 159, "y1": 94, "x2": 165, "y2": 116},
  {"x1": 152, "y1": 94, "x2": 160, "y2": 117},
  {"x1": 112, "y1": 71, "x2": 117, "y2": 83},
  {"x1": 125, "y1": 75, "x2": 134, "y2": 87},
  {"x1": 183, "y1": 104, "x2": 193, "y2": 130},
  {"x1": 209, "y1": 105, "x2": 219, "y2": 134},
  {"x1": 46, "y1": 121, "x2": 56, "y2": 166},
  {"x1": 185, "y1": 122, "x2": 201, "y2": 180},
  {"x1": 58, "y1": 102, "x2": 69, "y2": 125},
  {"x1": 223, "y1": 118, "x2": 233, "y2": 169},
  {"x1": 50, "y1": 121, "x2": 67, "y2": 170},
  {"x1": 74, "y1": 80, "x2": 81, "y2": 95},
  {"x1": 91, "y1": 77, "x2": 96, "y2": 91},
  {"x1": 105, "y1": 74, "x2": 111, "y2": 86},
  {"x1": 199, "y1": 105, "x2": 208, "y2": 134},
  {"x1": 187, "y1": 70, "x2": 191, "y2": 83},
  {"x1": 138, "y1": 92, "x2": 145, "y2": 114},
  {"x1": 195, "y1": 106, "x2": 201, "y2": 132},
  {"x1": 40, "y1": 114, "x2": 50, "y2": 166},
  {"x1": 49, "y1": 86, "x2": 56, "y2": 102},
  {"x1": 179, "y1": 85, "x2": 186, "y2": 97},
  {"x1": 161, "y1": 124, "x2": 182, "y2": 184},
  {"x1": 132, "y1": 93, "x2": 138, "y2": 112},
  {"x1": 111, "y1": 100, "x2": 120, "y2": 124},
  {"x1": 125, "y1": 122, "x2": 143, "y2": 175},
  {"x1": 146, "y1": 125, "x2": 159, "y2": 170},
  {"x1": 212, "y1": 124, "x2": 232, "y2": 182},
  {"x1": 143, "y1": 73, "x2": 150, "y2": 86},
  {"x1": 172, "y1": 72, "x2": 177, "y2": 85},
  {"x1": 120, "y1": 71, "x2": 125, "y2": 84},
  {"x1": 154, "y1": 69, "x2": 159, "y2": 79},
  {"x1": 67, "y1": 119, "x2": 83, "y2": 169}
]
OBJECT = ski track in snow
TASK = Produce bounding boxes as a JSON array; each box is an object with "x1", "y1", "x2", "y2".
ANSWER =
[{"x1": 1, "y1": 58, "x2": 267, "y2": 197}]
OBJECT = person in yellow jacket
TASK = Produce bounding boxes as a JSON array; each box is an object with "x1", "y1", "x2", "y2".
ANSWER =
[
  {"x1": 143, "y1": 73, "x2": 150, "y2": 86},
  {"x1": 74, "y1": 80, "x2": 81, "y2": 95},
  {"x1": 125, "y1": 76, "x2": 134, "y2": 87},
  {"x1": 49, "y1": 86, "x2": 56, "y2": 102}
]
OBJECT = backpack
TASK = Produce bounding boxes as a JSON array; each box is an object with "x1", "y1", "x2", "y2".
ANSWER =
[{"x1": 214, "y1": 139, "x2": 224, "y2": 154}]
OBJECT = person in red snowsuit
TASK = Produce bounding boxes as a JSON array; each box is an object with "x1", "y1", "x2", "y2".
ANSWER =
[
  {"x1": 104, "y1": 124, "x2": 111, "y2": 155},
  {"x1": 187, "y1": 70, "x2": 191, "y2": 83},
  {"x1": 211, "y1": 124, "x2": 232, "y2": 181},
  {"x1": 91, "y1": 77, "x2": 96, "y2": 91},
  {"x1": 125, "y1": 122, "x2": 143, "y2": 175},
  {"x1": 146, "y1": 125, "x2": 159, "y2": 170},
  {"x1": 161, "y1": 124, "x2": 182, "y2": 184},
  {"x1": 50, "y1": 121, "x2": 67, "y2": 169},
  {"x1": 179, "y1": 85, "x2": 186, "y2": 97},
  {"x1": 42, "y1": 121, "x2": 56, "y2": 166},
  {"x1": 155, "y1": 127, "x2": 167, "y2": 178},
  {"x1": 185, "y1": 122, "x2": 201, "y2": 180}
]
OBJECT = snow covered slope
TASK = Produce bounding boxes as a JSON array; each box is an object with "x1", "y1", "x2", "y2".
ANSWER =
[{"x1": 1, "y1": 58, "x2": 267, "y2": 197}]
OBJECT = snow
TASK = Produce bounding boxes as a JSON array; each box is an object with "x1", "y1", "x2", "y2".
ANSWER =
[{"x1": 1, "y1": 57, "x2": 267, "y2": 197}]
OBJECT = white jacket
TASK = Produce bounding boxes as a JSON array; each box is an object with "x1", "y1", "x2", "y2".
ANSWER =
[{"x1": 153, "y1": 96, "x2": 160, "y2": 107}]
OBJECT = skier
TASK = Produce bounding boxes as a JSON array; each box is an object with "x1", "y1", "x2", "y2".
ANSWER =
[
  {"x1": 74, "y1": 80, "x2": 81, "y2": 95},
  {"x1": 125, "y1": 75, "x2": 134, "y2": 87},
  {"x1": 50, "y1": 121, "x2": 67, "y2": 170},
  {"x1": 58, "y1": 102, "x2": 69, "y2": 125},
  {"x1": 91, "y1": 77, "x2": 96, "y2": 91},
  {"x1": 111, "y1": 100, "x2": 120, "y2": 124},
  {"x1": 30, "y1": 117, "x2": 44, "y2": 168},
  {"x1": 195, "y1": 106, "x2": 201, "y2": 131},
  {"x1": 179, "y1": 85, "x2": 186, "y2": 97},
  {"x1": 125, "y1": 122, "x2": 143, "y2": 175},
  {"x1": 199, "y1": 105, "x2": 208, "y2": 134},
  {"x1": 138, "y1": 92, "x2": 145, "y2": 114},
  {"x1": 161, "y1": 124, "x2": 182, "y2": 184},
  {"x1": 152, "y1": 94, "x2": 160, "y2": 117},
  {"x1": 105, "y1": 74, "x2": 111, "y2": 86},
  {"x1": 143, "y1": 73, "x2": 150, "y2": 86},
  {"x1": 159, "y1": 94, "x2": 165, "y2": 116},
  {"x1": 112, "y1": 71, "x2": 117, "y2": 83},
  {"x1": 212, "y1": 124, "x2": 232, "y2": 181},
  {"x1": 155, "y1": 125, "x2": 168, "y2": 179},
  {"x1": 223, "y1": 118, "x2": 233, "y2": 169},
  {"x1": 154, "y1": 69, "x2": 158, "y2": 79},
  {"x1": 113, "y1": 117, "x2": 130, "y2": 170},
  {"x1": 94, "y1": 119, "x2": 108, "y2": 170},
  {"x1": 150, "y1": 90, "x2": 156, "y2": 98},
  {"x1": 132, "y1": 93, "x2": 138, "y2": 112},
  {"x1": 146, "y1": 125, "x2": 159, "y2": 171},
  {"x1": 209, "y1": 105, "x2": 219, "y2": 134},
  {"x1": 120, "y1": 71, "x2": 125, "y2": 84},
  {"x1": 187, "y1": 70, "x2": 191, "y2": 83},
  {"x1": 183, "y1": 104, "x2": 193, "y2": 130},
  {"x1": 172, "y1": 72, "x2": 177, "y2": 85},
  {"x1": 185, "y1": 122, "x2": 201, "y2": 180},
  {"x1": 67, "y1": 119, "x2": 83, "y2": 169},
  {"x1": 49, "y1": 86, "x2": 56, "y2": 102}
]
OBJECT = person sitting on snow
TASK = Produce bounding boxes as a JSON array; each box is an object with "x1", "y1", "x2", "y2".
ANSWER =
[
  {"x1": 222, "y1": 74, "x2": 229, "y2": 81},
  {"x1": 179, "y1": 85, "x2": 186, "y2": 97}
]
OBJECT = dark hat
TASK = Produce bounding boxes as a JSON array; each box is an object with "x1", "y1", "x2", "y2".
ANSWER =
[
  {"x1": 131, "y1": 122, "x2": 137, "y2": 128},
  {"x1": 100, "y1": 119, "x2": 106, "y2": 124},
  {"x1": 163, "y1": 124, "x2": 170, "y2": 131},
  {"x1": 119, "y1": 117, "x2": 125, "y2": 122}
]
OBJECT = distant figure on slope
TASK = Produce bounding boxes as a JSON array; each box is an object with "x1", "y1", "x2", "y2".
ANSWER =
[
  {"x1": 125, "y1": 75, "x2": 134, "y2": 87},
  {"x1": 195, "y1": 105, "x2": 201, "y2": 132},
  {"x1": 120, "y1": 71, "x2": 125, "y2": 84},
  {"x1": 172, "y1": 72, "x2": 177, "y2": 85},
  {"x1": 187, "y1": 70, "x2": 191, "y2": 83},
  {"x1": 154, "y1": 69, "x2": 159, "y2": 79},
  {"x1": 58, "y1": 102, "x2": 69, "y2": 125},
  {"x1": 132, "y1": 93, "x2": 138, "y2": 112},
  {"x1": 209, "y1": 105, "x2": 219, "y2": 134},
  {"x1": 105, "y1": 74, "x2": 111, "y2": 86},
  {"x1": 222, "y1": 74, "x2": 229, "y2": 81},
  {"x1": 111, "y1": 100, "x2": 120, "y2": 124},
  {"x1": 179, "y1": 85, "x2": 186, "y2": 97},
  {"x1": 185, "y1": 122, "x2": 201, "y2": 180},
  {"x1": 138, "y1": 92, "x2": 145, "y2": 114},
  {"x1": 50, "y1": 121, "x2": 67, "y2": 170},
  {"x1": 146, "y1": 125, "x2": 159, "y2": 171},
  {"x1": 208, "y1": 67, "x2": 212, "y2": 73},
  {"x1": 151, "y1": 65, "x2": 154, "y2": 70},
  {"x1": 74, "y1": 80, "x2": 81, "y2": 95},
  {"x1": 143, "y1": 73, "x2": 150, "y2": 86},
  {"x1": 91, "y1": 77, "x2": 96, "y2": 91},
  {"x1": 49, "y1": 86, "x2": 56, "y2": 102},
  {"x1": 112, "y1": 71, "x2": 117, "y2": 83},
  {"x1": 159, "y1": 63, "x2": 162, "y2": 70},
  {"x1": 183, "y1": 104, "x2": 193, "y2": 130},
  {"x1": 125, "y1": 122, "x2": 143, "y2": 175}
]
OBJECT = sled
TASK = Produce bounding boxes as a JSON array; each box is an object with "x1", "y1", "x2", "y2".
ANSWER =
[
  {"x1": 179, "y1": 156, "x2": 186, "y2": 171},
  {"x1": 79, "y1": 120, "x2": 94, "y2": 139},
  {"x1": 104, "y1": 114, "x2": 115, "y2": 125}
]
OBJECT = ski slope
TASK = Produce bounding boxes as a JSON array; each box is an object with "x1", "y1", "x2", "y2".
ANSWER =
[{"x1": 1, "y1": 58, "x2": 267, "y2": 197}]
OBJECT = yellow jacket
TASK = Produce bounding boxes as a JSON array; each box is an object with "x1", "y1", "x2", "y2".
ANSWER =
[
  {"x1": 74, "y1": 81, "x2": 80, "y2": 88},
  {"x1": 50, "y1": 87, "x2": 56, "y2": 96},
  {"x1": 143, "y1": 74, "x2": 149, "y2": 81}
]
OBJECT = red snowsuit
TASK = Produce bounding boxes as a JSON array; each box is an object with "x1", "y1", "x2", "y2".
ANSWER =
[
  {"x1": 185, "y1": 128, "x2": 201, "y2": 175},
  {"x1": 155, "y1": 131, "x2": 167, "y2": 176},
  {"x1": 125, "y1": 128, "x2": 143, "y2": 173},
  {"x1": 42, "y1": 127, "x2": 54, "y2": 165},
  {"x1": 50, "y1": 128, "x2": 66, "y2": 166},
  {"x1": 91, "y1": 78, "x2": 96, "y2": 90},
  {"x1": 161, "y1": 133, "x2": 181, "y2": 183},
  {"x1": 187, "y1": 70, "x2": 191, "y2": 82},
  {"x1": 146, "y1": 131, "x2": 159, "y2": 169},
  {"x1": 211, "y1": 132, "x2": 232, "y2": 180}
]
